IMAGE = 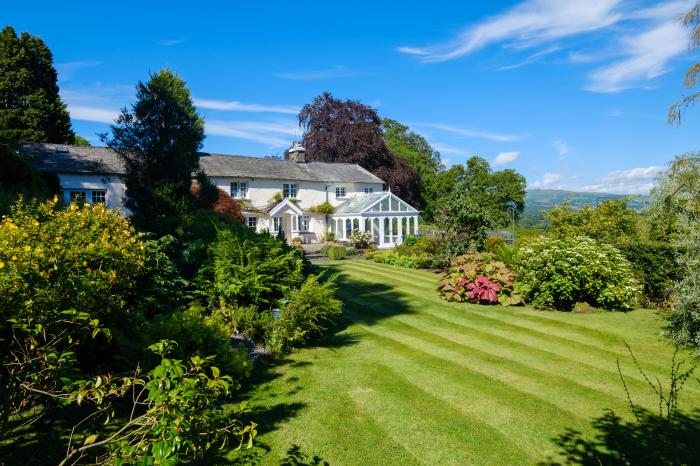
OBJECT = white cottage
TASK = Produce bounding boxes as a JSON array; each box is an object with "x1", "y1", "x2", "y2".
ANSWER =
[{"x1": 20, "y1": 142, "x2": 419, "y2": 248}]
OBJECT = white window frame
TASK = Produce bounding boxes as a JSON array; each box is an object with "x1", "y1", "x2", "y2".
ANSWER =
[
  {"x1": 91, "y1": 190, "x2": 106, "y2": 204},
  {"x1": 230, "y1": 181, "x2": 248, "y2": 199},
  {"x1": 301, "y1": 215, "x2": 310, "y2": 231},
  {"x1": 335, "y1": 186, "x2": 346, "y2": 198},
  {"x1": 272, "y1": 216, "x2": 281, "y2": 232},
  {"x1": 283, "y1": 183, "x2": 298, "y2": 199},
  {"x1": 246, "y1": 216, "x2": 258, "y2": 229},
  {"x1": 69, "y1": 190, "x2": 87, "y2": 203},
  {"x1": 364, "y1": 187, "x2": 374, "y2": 194}
]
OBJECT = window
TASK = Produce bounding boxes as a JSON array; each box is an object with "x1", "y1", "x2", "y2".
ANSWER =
[
  {"x1": 230, "y1": 181, "x2": 248, "y2": 199},
  {"x1": 272, "y1": 216, "x2": 281, "y2": 232},
  {"x1": 91, "y1": 190, "x2": 106, "y2": 204},
  {"x1": 283, "y1": 183, "x2": 298, "y2": 198},
  {"x1": 301, "y1": 215, "x2": 310, "y2": 231},
  {"x1": 335, "y1": 186, "x2": 346, "y2": 198},
  {"x1": 364, "y1": 187, "x2": 374, "y2": 194},
  {"x1": 246, "y1": 216, "x2": 258, "y2": 229},
  {"x1": 69, "y1": 191, "x2": 87, "y2": 203}
]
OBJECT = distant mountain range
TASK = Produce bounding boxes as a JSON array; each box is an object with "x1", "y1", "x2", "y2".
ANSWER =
[{"x1": 521, "y1": 189, "x2": 651, "y2": 227}]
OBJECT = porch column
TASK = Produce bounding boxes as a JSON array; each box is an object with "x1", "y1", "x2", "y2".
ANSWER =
[
  {"x1": 388, "y1": 216, "x2": 393, "y2": 242},
  {"x1": 343, "y1": 217, "x2": 348, "y2": 240},
  {"x1": 397, "y1": 216, "x2": 403, "y2": 244},
  {"x1": 359, "y1": 217, "x2": 365, "y2": 232},
  {"x1": 379, "y1": 217, "x2": 385, "y2": 246},
  {"x1": 414, "y1": 216, "x2": 419, "y2": 235}
]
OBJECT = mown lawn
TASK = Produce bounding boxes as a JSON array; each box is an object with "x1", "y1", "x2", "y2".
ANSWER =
[{"x1": 222, "y1": 260, "x2": 700, "y2": 465}]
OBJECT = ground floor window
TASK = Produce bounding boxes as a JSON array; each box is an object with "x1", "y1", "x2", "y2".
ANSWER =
[
  {"x1": 69, "y1": 191, "x2": 87, "y2": 203},
  {"x1": 67, "y1": 189, "x2": 106, "y2": 206},
  {"x1": 247, "y1": 216, "x2": 258, "y2": 229},
  {"x1": 272, "y1": 216, "x2": 281, "y2": 232},
  {"x1": 91, "y1": 190, "x2": 106, "y2": 204},
  {"x1": 301, "y1": 215, "x2": 310, "y2": 231}
]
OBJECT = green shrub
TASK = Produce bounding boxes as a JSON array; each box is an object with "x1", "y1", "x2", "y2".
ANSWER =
[
  {"x1": 146, "y1": 303, "x2": 252, "y2": 378},
  {"x1": 308, "y1": 201, "x2": 335, "y2": 215},
  {"x1": 326, "y1": 245, "x2": 347, "y2": 260},
  {"x1": 494, "y1": 244, "x2": 517, "y2": 267},
  {"x1": 514, "y1": 236, "x2": 640, "y2": 312},
  {"x1": 208, "y1": 229, "x2": 305, "y2": 308},
  {"x1": 614, "y1": 241, "x2": 678, "y2": 307},
  {"x1": 272, "y1": 274, "x2": 343, "y2": 349},
  {"x1": 320, "y1": 230, "x2": 335, "y2": 242},
  {"x1": 484, "y1": 236, "x2": 507, "y2": 253},
  {"x1": 437, "y1": 252, "x2": 523, "y2": 305}
]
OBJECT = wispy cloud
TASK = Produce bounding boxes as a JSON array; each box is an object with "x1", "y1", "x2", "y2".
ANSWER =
[
  {"x1": 531, "y1": 172, "x2": 565, "y2": 188},
  {"x1": 586, "y1": 20, "x2": 688, "y2": 92},
  {"x1": 205, "y1": 121, "x2": 295, "y2": 147},
  {"x1": 552, "y1": 140, "x2": 570, "y2": 156},
  {"x1": 194, "y1": 98, "x2": 299, "y2": 114},
  {"x1": 398, "y1": 0, "x2": 621, "y2": 63},
  {"x1": 576, "y1": 165, "x2": 665, "y2": 193},
  {"x1": 492, "y1": 151, "x2": 520, "y2": 166},
  {"x1": 412, "y1": 122, "x2": 525, "y2": 142},
  {"x1": 157, "y1": 37, "x2": 187, "y2": 46},
  {"x1": 273, "y1": 65, "x2": 360, "y2": 80},
  {"x1": 498, "y1": 46, "x2": 561, "y2": 71},
  {"x1": 67, "y1": 105, "x2": 120, "y2": 124},
  {"x1": 431, "y1": 142, "x2": 471, "y2": 155},
  {"x1": 55, "y1": 61, "x2": 101, "y2": 82}
]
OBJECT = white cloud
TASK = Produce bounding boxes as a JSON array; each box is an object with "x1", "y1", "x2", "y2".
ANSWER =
[
  {"x1": 432, "y1": 142, "x2": 471, "y2": 155},
  {"x1": 157, "y1": 37, "x2": 186, "y2": 46},
  {"x1": 492, "y1": 151, "x2": 520, "y2": 166},
  {"x1": 68, "y1": 105, "x2": 120, "y2": 123},
  {"x1": 194, "y1": 98, "x2": 299, "y2": 114},
  {"x1": 498, "y1": 46, "x2": 561, "y2": 71},
  {"x1": 412, "y1": 122, "x2": 525, "y2": 142},
  {"x1": 55, "y1": 61, "x2": 101, "y2": 82},
  {"x1": 575, "y1": 166, "x2": 665, "y2": 194},
  {"x1": 586, "y1": 20, "x2": 688, "y2": 92},
  {"x1": 398, "y1": 0, "x2": 621, "y2": 62},
  {"x1": 273, "y1": 65, "x2": 360, "y2": 80},
  {"x1": 205, "y1": 120, "x2": 298, "y2": 147},
  {"x1": 531, "y1": 172, "x2": 564, "y2": 188},
  {"x1": 552, "y1": 140, "x2": 570, "y2": 156}
]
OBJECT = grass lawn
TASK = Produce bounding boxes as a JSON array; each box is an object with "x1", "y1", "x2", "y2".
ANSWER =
[{"x1": 222, "y1": 260, "x2": 700, "y2": 465}]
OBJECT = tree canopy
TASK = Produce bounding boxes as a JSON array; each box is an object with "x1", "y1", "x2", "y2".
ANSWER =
[
  {"x1": 297, "y1": 92, "x2": 422, "y2": 207},
  {"x1": 669, "y1": 3, "x2": 700, "y2": 125},
  {"x1": 0, "y1": 26, "x2": 75, "y2": 144},
  {"x1": 103, "y1": 69, "x2": 207, "y2": 228},
  {"x1": 545, "y1": 199, "x2": 640, "y2": 244}
]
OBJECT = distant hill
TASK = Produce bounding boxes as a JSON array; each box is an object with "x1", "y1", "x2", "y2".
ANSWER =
[{"x1": 521, "y1": 189, "x2": 651, "y2": 227}]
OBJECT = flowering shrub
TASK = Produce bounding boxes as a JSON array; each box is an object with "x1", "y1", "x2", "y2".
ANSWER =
[
  {"x1": 514, "y1": 236, "x2": 640, "y2": 312},
  {"x1": 348, "y1": 230, "x2": 373, "y2": 249},
  {"x1": 437, "y1": 253, "x2": 522, "y2": 305}
]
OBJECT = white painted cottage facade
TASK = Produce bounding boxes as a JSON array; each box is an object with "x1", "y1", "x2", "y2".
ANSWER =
[{"x1": 21, "y1": 142, "x2": 419, "y2": 248}]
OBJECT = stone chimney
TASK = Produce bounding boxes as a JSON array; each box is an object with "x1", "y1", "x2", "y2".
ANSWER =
[{"x1": 288, "y1": 142, "x2": 307, "y2": 163}]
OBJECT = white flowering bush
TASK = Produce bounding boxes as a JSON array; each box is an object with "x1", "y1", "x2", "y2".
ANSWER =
[
  {"x1": 348, "y1": 230, "x2": 373, "y2": 249},
  {"x1": 514, "y1": 236, "x2": 640, "y2": 312}
]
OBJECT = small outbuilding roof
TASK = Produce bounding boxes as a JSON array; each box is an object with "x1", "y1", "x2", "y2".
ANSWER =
[
  {"x1": 333, "y1": 192, "x2": 418, "y2": 214},
  {"x1": 19, "y1": 142, "x2": 384, "y2": 184}
]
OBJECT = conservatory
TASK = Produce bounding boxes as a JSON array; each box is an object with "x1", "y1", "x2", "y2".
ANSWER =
[{"x1": 328, "y1": 192, "x2": 419, "y2": 248}]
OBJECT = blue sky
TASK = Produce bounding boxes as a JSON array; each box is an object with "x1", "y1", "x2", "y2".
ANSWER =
[{"x1": 5, "y1": 0, "x2": 700, "y2": 193}]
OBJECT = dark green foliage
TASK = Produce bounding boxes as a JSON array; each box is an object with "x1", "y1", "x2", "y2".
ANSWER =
[
  {"x1": 145, "y1": 303, "x2": 252, "y2": 378},
  {"x1": 484, "y1": 236, "x2": 507, "y2": 253},
  {"x1": 0, "y1": 26, "x2": 75, "y2": 144},
  {"x1": 209, "y1": 230, "x2": 305, "y2": 308},
  {"x1": 366, "y1": 235, "x2": 449, "y2": 270},
  {"x1": 615, "y1": 241, "x2": 679, "y2": 306},
  {"x1": 325, "y1": 245, "x2": 347, "y2": 260},
  {"x1": 0, "y1": 138, "x2": 56, "y2": 214},
  {"x1": 272, "y1": 274, "x2": 343, "y2": 348},
  {"x1": 546, "y1": 199, "x2": 640, "y2": 244},
  {"x1": 103, "y1": 69, "x2": 206, "y2": 230}
]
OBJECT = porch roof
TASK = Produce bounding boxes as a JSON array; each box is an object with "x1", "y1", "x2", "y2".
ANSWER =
[{"x1": 333, "y1": 192, "x2": 419, "y2": 215}]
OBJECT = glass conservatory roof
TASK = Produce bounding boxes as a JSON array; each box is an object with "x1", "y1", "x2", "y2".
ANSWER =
[{"x1": 333, "y1": 192, "x2": 418, "y2": 214}]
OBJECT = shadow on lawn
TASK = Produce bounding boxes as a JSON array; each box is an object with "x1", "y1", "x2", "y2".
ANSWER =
[{"x1": 540, "y1": 407, "x2": 700, "y2": 466}]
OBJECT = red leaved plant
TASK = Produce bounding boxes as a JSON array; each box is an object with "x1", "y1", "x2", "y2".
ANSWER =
[{"x1": 466, "y1": 275, "x2": 501, "y2": 304}]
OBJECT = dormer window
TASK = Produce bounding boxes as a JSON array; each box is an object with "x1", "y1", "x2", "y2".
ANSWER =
[
  {"x1": 364, "y1": 187, "x2": 374, "y2": 194},
  {"x1": 230, "y1": 181, "x2": 248, "y2": 199},
  {"x1": 283, "y1": 183, "x2": 298, "y2": 198},
  {"x1": 335, "y1": 186, "x2": 346, "y2": 198}
]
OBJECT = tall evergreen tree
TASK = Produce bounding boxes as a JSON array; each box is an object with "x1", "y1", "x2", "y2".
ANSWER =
[
  {"x1": 0, "y1": 26, "x2": 75, "y2": 143},
  {"x1": 103, "y1": 69, "x2": 206, "y2": 229}
]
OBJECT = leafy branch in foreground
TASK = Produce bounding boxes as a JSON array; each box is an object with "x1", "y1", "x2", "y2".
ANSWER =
[{"x1": 60, "y1": 340, "x2": 256, "y2": 466}]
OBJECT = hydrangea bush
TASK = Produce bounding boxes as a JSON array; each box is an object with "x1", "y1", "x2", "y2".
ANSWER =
[{"x1": 514, "y1": 236, "x2": 640, "y2": 312}]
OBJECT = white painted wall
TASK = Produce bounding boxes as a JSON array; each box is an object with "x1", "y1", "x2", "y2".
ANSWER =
[{"x1": 59, "y1": 174, "x2": 130, "y2": 215}]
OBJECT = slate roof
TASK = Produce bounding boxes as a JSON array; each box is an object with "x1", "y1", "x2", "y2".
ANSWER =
[{"x1": 19, "y1": 142, "x2": 384, "y2": 184}]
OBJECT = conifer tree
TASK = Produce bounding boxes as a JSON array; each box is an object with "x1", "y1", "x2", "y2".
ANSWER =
[{"x1": 0, "y1": 26, "x2": 75, "y2": 143}]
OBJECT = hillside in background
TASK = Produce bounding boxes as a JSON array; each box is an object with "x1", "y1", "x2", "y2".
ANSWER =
[{"x1": 521, "y1": 189, "x2": 651, "y2": 228}]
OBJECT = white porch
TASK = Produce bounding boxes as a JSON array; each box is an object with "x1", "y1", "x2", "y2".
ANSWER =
[{"x1": 328, "y1": 192, "x2": 419, "y2": 248}]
